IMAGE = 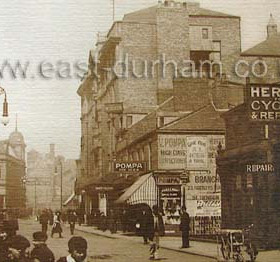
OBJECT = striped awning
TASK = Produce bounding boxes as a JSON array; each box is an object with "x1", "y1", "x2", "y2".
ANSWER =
[{"x1": 115, "y1": 173, "x2": 157, "y2": 207}]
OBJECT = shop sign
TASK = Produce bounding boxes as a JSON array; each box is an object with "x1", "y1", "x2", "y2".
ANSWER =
[
  {"x1": 114, "y1": 161, "x2": 146, "y2": 172},
  {"x1": 160, "y1": 187, "x2": 181, "y2": 198},
  {"x1": 158, "y1": 135, "x2": 210, "y2": 170},
  {"x1": 95, "y1": 186, "x2": 114, "y2": 191},
  {"x1": 249, "y1": 84, "x2": 280, "y2": 121},
  {"x1": 105, "y1": 102, "x2": 123, "y2": 114},
  {"x1": 157, "y1": 176, "x2": 181, "y2": 185},
  {"x1": 245, "y1": 163, "x2": 274, "y2": 173}
]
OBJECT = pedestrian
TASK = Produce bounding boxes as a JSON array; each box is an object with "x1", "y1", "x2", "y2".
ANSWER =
[
  {"x1": 31, "y1": 231, "x2": 55, "y2": 262},
  {"x1": 6, "y1": 234, "x2": 31, "y2": 261},
  {"x1": 39, "y1": 209, "x2": 49, "y2": 235},
  {"x1": 141, "y1": 210, "x2": 150, "y2": 244},
  {"x1": 0, "y1": 224, "x2": 9, "y2": 262},
  {"x1": 68, "y1": 210, "x2": 77, "y2": 235},
  {"x1": 108, "y1": 209, "x2": 117, "y2": 234},
  {"x1": 51, "y1": 211, "x2": 63, "y2": 238},
  {"x1": 48, "y1": 209, "x2": 54, "y2": 226},
  {"x1": 147, "y1": 205, "x2": 165, "y2": 260},
  {"x1": 56, "y1": 236, "x2": 88, "y2": 262},
  {"x1": 179, "y1": 206, "x2": 190, "y2": 248}
]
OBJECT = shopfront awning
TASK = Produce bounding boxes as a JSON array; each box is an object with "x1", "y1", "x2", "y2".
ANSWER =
[
  {"x1": 63, "y1": 192, "x2": 77, "y2": 207},
  {"x1": 115, "y1": 173, "x2": 157, "y2": 207}
]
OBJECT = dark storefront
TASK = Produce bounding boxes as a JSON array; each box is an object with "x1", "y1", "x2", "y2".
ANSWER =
[{"x1": 217, "y1": 82, "x2": 280, "y2": 248}]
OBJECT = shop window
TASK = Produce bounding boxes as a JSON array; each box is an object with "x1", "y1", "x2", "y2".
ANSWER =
[
  {"x1": 236, "y1": 175, "x2": 242, "y2": 190},
  {"x1": 247, "y1": 173, "x2": 253, "y2": 189},
  {"x1": 202, "y1": 28, "x2": 209, "y2": 39}
]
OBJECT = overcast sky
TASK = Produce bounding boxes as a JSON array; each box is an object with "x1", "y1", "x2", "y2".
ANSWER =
[{"x1": 0, "y1": 0, "x2": 279, "y2": 159}]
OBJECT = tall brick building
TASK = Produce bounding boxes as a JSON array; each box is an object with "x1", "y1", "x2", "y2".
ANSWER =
[{"x1": 76, "y1": 1, "x2": 242, "y2": 217}]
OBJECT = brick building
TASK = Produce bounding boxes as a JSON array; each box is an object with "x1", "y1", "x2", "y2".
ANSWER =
[
  {"x1": 76, "y1": 1, "x2": 242, "y2": 217},
  {"x1": 112, "y1": 77, "x2": 243, "y2": 235},
  {"x1": 0, "y1": 127, "x2": 26, "y2": 212},
  {"x1": 217, "y1": 81, "x2": 280, "y2": 248}
]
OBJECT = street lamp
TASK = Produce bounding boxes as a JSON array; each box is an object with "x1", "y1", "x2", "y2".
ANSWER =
[
  {"x1": 0, "y1": 86, "x2": 9, "y2": 126},
  {"x1": 55, "y1": 159, "x2": 63, "y2": 212}
]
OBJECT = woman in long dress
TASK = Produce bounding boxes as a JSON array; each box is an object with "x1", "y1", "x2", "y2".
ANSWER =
[{"x1": 51, "y1": 211, "x2": 63, "y2": 238}]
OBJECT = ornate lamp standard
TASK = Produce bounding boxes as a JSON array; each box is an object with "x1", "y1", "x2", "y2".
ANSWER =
[{"x1": 0, "y1": 86, "x2": 9, "y2": 125}]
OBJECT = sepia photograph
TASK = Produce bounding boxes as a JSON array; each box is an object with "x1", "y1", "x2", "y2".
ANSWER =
[{"x1": 0, "y1": 0, "x2": 280, "y2": 261}]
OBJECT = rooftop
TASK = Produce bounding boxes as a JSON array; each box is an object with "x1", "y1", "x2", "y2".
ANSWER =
[
  {"x1": 241, "y1": 34, "x2": 280, "y2": 57},
  {"x1": 123, "y1": 4, "x2": 239, "y2": 23}
]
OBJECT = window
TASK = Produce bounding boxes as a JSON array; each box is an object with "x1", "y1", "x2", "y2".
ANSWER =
[
  {"x1": 247, "y1": 174, "x2": 253, "y2": 189},
  {"x1": 126, "y1": 115, "x2": 133, "y2": 128},
  {"x1": 202, "y1": 28, "x2": 209, "y2": 39},
  {"x1": 236, "y1": 175, "x2": 242, "y2": 190}
]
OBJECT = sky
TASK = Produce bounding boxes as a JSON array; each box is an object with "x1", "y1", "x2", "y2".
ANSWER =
[{"x1": 0, "y1": 0, "x2": 279, "y2": 159}]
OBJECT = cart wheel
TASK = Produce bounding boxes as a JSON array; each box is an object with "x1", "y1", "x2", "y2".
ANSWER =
[
  {"x1": 234, "y1": 253, "x2": 244, "y2": 262},
  {"x1": 221, "y1": 243, "x2": 230, "y2": 260}
]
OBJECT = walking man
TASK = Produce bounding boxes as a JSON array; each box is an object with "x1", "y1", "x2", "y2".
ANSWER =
[
  {"x1": 68, "y1": 210, "x2": 77, "y2": 235},
  {"x1": 39, "y1": 209, "x2": 49, "y2": 235},
  {"x1": 179, "y1": 206, "x2": 190, "y2": 248},
  {"x1": 148, "y1": 205, "x2": 165, "y2": 260}
]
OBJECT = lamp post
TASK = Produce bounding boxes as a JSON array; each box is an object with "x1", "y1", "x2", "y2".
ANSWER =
[
  {"x1": 55, "y1": 159, "x2": 63, "y2": 212},
  {"x1": 22, "y1": 176, "x2": 51, "y2": 217},
  {"x1": 0, "y1": 86, "x2": 9, "y2": 126}
]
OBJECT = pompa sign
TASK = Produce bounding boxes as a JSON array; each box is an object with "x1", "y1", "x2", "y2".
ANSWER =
[
  {"x1": 114, "y1": 162, "x2": 146, "y2": 172},
  {"x1": 249, "y1": 84, "x2": 280, "y2": 121}
]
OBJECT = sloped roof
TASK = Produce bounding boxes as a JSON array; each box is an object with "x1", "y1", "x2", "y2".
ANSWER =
[
  {"x1": 161, "y1": 104, "x2": 225, "y2": 131},
  {"x1": 241, "y1": 34, "x2": 280, "y2": 57},
  {"x1": 194, "y1": 8, "x2": 239, "y2": 18},
  {"x1": 123, "y1": 6, "x2": 158, "y2": 23},
  {"x1": 123, "y1": 5, "x2": 238, "y2": 23}
]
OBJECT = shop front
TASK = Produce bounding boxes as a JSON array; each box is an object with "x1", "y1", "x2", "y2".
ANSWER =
[
  {"x1": 157, "y1": 133, "x2": 224, "y2": 236},
  {"x1": 155, "y1": 172, "x2": 182, "y2": 233}
]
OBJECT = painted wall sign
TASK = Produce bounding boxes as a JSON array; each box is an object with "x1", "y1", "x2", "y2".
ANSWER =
[
  {"x1": 184, "y1": 171, "x2": 221, "y2": 217},
  {"x1": 249, "y1": 84, "x2": 280, "y2": 121},
  {"x1": 158, "y1": 135, "x2": 224, "y2": 170},
  {"x1": 186, "y1": 137, "x2": 208, "y2": 170},
  {"x1": 246, "y1": 163, "x2": 274, "y2": 173}
]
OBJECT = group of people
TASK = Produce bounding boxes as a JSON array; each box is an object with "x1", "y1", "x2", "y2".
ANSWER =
[
  {"x1": 0, "y1": 227, "x2": 88, "y2": 262},
  {"x1": 140, "y1": 205, "x2": 190, "y2": 260},
  {"x1": 39, "y1": 209, "x2": 78, "y2": 238}
]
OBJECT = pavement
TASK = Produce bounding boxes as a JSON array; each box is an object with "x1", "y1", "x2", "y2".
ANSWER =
[
  {"x1": 18, "y1": 219, "x2": 213, "y2": 262},
  {"x1": 69, "y1": 223, "x2": 280, "y2": 262}
]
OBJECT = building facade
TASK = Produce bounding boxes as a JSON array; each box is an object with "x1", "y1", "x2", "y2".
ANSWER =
[
  {"x1": 0, "y1": 127, "x2": 26, "y2": 212},
  {"x1": 76, "y1": 0, "x2": 243, "y2": 218},
  {"x1": 26, "y1": 144, "x2": 77, "y2": 213}
]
